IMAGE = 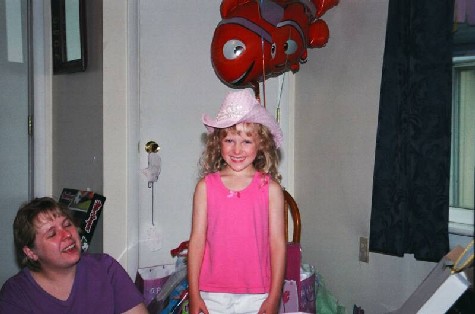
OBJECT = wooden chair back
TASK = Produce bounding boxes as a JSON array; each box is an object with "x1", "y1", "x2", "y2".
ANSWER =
[{"x1": 283, "y1": 189, "x2": 301, "y2": 243}]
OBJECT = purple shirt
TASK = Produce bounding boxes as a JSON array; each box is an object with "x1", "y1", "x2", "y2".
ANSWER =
[{"x1": 0, "y1": 253, "x2": 144, "y2": 314}]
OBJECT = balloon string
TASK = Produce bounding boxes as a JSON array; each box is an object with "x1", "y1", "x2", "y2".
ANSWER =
[
  {"x1": 257, "y1": 0, "x2": 266, "y2": 107},
  {"x1": 261, "y1": 36, "x2": 266, "y2": 108},
  {"x1": 276, "y1": 28, "x2": 291, "y2": 123},
  {"x1": 276, "y1": 73, "x2": 285, "y2": 123},
  {"x1": 255, "y1": 1, "x2": 265, "y2": 107}
]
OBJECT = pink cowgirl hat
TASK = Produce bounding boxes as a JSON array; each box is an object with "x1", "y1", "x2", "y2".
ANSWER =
[{"x1": 202, "y1": 89, "x2": 283, "y2": 148}]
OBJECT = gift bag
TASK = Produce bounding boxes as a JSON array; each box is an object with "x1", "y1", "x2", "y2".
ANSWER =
[
  {"x1": 280, "y1": 243, "x2": 317, "y2": 313},
  {"x1": 316, "y1": 271, "x2": 346, "y2": 314},
  {"x1": 147, "y1": 268, "x2": 188, "y2": 314},
  {"x1": 280, "y1": 280, "x2": 299, "y2": 312},
  {"x1": 135, "y1": 264, "x2": 175, "y2": 306},
  {"x1": 300, "y1": 264, "x2": 316, "y2": 313},
  {"x1": 148, "y1": 241, "x2": 191, "y2": 314},
  {"x1": 159, "y1": 276, "x2": 189, "y2": 314}
]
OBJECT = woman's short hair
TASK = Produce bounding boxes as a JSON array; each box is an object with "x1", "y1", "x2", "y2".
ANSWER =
[{"x1": 13, "y1": 197, "x2": 76, "y2": 271}]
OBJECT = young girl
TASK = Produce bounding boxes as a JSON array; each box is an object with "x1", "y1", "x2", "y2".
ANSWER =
[{"x1": 188, "y1": 89, "x2": 286, "y2": 314}]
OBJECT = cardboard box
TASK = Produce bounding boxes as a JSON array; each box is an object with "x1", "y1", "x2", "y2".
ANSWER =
[{"x1": 388, "y1": 245, "x2": 472, "y2": 314}]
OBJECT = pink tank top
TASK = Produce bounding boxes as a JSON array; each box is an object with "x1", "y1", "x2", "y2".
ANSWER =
[{"x1": 199, "y1": 171, "x2": 271, "y2": 293}]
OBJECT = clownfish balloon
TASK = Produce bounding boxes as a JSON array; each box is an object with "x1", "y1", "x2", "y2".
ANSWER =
[{"x1": 211, "y1": 0, "x2": 339, "y2": 90}]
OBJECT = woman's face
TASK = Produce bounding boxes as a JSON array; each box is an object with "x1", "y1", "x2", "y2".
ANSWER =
[{"x1": 24, "y1": 211, "x2": 81, "y2": 272}]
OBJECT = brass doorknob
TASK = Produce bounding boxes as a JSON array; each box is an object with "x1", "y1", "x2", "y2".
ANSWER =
[{"x1": 145, "y1": 141, "x2": 160, "y2": 153}]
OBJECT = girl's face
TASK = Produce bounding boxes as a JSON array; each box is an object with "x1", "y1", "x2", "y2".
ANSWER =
[
  {"x1": 220, "y1": 123, "x2": 259, "y2": 174},
  {"x1": 23, "y1": 211, "x2": 81, "y2": 272}
]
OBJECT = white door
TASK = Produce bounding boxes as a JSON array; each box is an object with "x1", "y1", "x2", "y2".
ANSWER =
[
  {"x1": 0, "y1": 0, "x2": 32, "y2": 285},
  {"x1": 136, "y1": 0, "x2": 292, "y2": 267}
]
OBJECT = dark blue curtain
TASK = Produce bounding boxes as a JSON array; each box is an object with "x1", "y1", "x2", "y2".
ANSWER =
[{"x1": 369, "y1": 0, "x2": 454, "y2": 262}]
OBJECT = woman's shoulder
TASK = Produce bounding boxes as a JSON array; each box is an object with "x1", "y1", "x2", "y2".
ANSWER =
[
  {"x1": 0, "y1": 268, "x2": 29, "y2": 291},
  {"x1": 82, "y1": 252, "x2": 113, "y2": 261},
  {"x1": 0, "y1": 268, "x2": 34, "y2": 304},
  {"x1": 80, "y1": 253, "x2": 119, "y2": 269},
  {"x1": 80, "y1": 253, "x2": 129, "y2": 281}
]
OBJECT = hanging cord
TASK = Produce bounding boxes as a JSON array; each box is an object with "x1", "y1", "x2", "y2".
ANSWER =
[
  {"x1": 144, "y1": 142, "x2": 161, "y2": 226},
  {"x1": 151, "y1": 181, "x2": 155, "y2": 226},
  {"x1": 147, "y1": 153, "x2": 156, "y2": 226}
]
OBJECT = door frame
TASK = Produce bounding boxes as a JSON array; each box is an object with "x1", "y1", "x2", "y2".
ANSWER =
[
  {"x1": 102, "y1": 0, "x2": 140, "y2": 276},
  {"x1": 33, "y1": 0, "x2": 53, "y2": 197}
]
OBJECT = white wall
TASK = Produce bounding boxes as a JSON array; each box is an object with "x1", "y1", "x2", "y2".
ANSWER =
[
  {"x1": 294, "y1": 0, "x2": 436, "y2": 312},
  {"x1": 102, "y1": 0, "x2": 442, "y2": 312}
]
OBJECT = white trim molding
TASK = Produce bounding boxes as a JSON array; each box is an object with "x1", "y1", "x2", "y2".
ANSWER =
[{"x1": 103, "y1": 0, "x2": 140, "y2": 276}]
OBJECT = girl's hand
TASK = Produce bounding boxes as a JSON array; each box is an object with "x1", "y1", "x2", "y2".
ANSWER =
[
  {"x1": 257, "y1": 296, "x2": 280, "y2": 314},
  {"x1": 189, "y1": 296, "x2": 209, "y2": 314}
]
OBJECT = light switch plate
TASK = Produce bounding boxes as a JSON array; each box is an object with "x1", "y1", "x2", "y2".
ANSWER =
[{"x1": 359, "y1": 236, "x2": 369, "y2": 263}]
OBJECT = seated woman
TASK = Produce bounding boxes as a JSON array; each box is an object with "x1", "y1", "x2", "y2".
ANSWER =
[{"x1": 0, "y1": 197, "x2": 148, "y2": 314}]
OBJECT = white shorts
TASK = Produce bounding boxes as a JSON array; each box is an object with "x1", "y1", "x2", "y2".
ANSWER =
[{"x1": 200, "y1": 291, "x2": 268, "y2": 314}]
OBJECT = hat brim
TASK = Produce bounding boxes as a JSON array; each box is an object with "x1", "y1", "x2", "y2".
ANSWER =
[{"x1": 202, "y1": 106, "x2": 283, "y2": 148}]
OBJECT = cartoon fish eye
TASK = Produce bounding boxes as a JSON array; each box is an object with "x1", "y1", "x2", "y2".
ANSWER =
[
  {"x1": 271, "y1": 43, "x2": 276, "y2": 59},
  {"x1": 223, "y1": 40, "x2": 246, "y2": 60},
  {"x1": 284, "y1": 40, "x2": 297, "y2": 55}
]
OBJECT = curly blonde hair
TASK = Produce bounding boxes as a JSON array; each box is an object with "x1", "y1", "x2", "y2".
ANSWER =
[{"x1": 199, "y1": 123, "x2": 281, "y2": 182}]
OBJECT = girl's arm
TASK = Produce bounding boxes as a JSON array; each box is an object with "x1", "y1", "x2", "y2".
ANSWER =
[
  {"x1": 187, "y1": 179, "x2": 209, "y2": 314},
  {"x1": 259, "y1": 181, "x2": 286, "y2": 314}
]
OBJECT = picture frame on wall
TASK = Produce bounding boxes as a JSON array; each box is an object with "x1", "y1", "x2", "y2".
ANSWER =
[{"x1": 51, "y1": 0, "x2": 87, "y2": 74}]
